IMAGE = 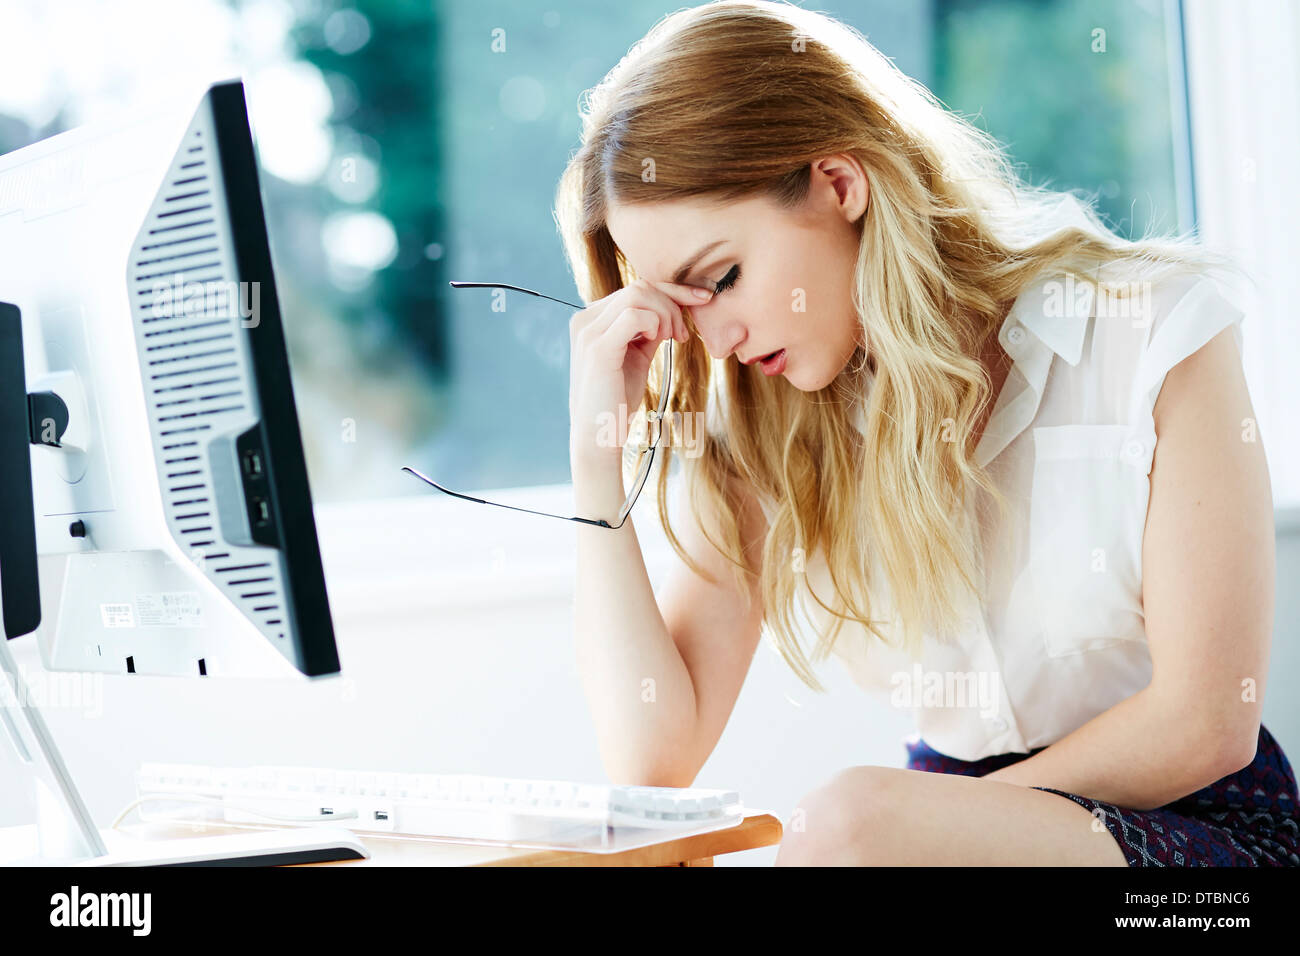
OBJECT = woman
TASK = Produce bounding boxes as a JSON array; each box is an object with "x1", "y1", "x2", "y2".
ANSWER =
[{"x1": 557, "y1": 0, "x2": 1297, "y2": 866}]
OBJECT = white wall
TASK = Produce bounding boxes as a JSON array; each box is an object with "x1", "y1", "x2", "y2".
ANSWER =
[{"x1": 1184, "y1": 0, "x2": 1300, "y2": 509}]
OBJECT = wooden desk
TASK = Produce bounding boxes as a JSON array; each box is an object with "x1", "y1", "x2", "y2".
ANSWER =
[
  {"x1": 312, "y1": 809, "x2": 780, "y2": 866},
  {"x1": 2, "y1": 811, "x2": 782, "y2": 866}
]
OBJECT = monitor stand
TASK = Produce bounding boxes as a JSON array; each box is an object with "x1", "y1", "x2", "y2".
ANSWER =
[
  {"x1": 0, "y1": 637, "x2": 367, "y2": 866},
  {"x1": 1, "y1": 302, "x2": 363, "y2": 866}
]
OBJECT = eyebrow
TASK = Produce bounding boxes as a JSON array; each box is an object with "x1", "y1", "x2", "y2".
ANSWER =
[{"x1": 671, "y1": 239, "x2": 728, "y2": 285}]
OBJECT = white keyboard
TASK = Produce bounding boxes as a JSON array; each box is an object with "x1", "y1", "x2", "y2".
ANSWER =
[{"x1": 135, "y1": 763, "x2": 744, "y2": 844}]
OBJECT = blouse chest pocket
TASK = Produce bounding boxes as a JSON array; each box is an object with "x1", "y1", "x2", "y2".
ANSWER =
[{"x1": 1027, "y1": 423, "x2": 1154, "y2": 658}]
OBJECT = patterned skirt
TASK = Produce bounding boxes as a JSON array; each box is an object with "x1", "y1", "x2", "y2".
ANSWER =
[{"x1": 904, "y1": 723, "x2": 1300, "y2": 866}]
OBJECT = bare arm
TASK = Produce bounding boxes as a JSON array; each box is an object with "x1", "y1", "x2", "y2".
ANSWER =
[
  {"x1": 658, "y1": 468, "x2": 769, "y2": 786},
  {"x1": 573, "y1": 463, "x2": 768, "y2": 788},
  {"x1": 984, "y1": 325, "x2": 1272, "y2": 808}
]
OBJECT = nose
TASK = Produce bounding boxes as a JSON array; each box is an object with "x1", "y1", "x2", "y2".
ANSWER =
[{"x1": 692, "y1": 309, "x2": 747, "y2": 360}]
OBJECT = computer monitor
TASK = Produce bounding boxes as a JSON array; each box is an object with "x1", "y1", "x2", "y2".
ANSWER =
[
  {"x1": 0, "y1": 78, "x2": 364, "y2": 865},
  {"x1": 0, "y1": 78, "x2": 339, "y2": 679}
]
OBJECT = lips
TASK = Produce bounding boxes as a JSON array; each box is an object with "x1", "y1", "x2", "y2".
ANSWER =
[{"x1": 758, "y1": 348, "x2": 787, "y2": 376}]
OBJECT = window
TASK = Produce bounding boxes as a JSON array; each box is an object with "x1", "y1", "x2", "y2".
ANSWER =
[
  {"x1": 2, "y1": 0, "x2": 1222, "y2": 504},
  {"x1": 933, "y1": 0, "x2": 1192, "y2": 239}
]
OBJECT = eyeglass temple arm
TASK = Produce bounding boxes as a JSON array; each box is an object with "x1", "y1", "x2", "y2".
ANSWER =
[
  {"x1": 400, "y1": 467, "x2": 617, "y2": 528},
  {"x1": 448, "y1": 281, "x2": 585, "y2": 311},
  {"x1": 431, "y1": 281, "x2": 670, "y2": 531}
]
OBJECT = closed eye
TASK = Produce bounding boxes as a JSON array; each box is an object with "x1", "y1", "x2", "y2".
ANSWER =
[{"x1": 711, "y1": 264, "x2": 740, "y2": 294}]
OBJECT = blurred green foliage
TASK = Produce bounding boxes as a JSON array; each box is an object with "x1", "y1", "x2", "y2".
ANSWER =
[{"x1": 933, "y1": 0, "x2": 1185, "y2": 237}]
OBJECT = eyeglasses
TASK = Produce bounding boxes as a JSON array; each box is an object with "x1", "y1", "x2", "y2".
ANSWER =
[{"x1": 400, "y1": 280, "x2": 673, "y2": 529}]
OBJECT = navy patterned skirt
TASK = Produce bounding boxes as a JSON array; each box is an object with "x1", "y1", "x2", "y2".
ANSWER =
[{"x1": 904, "y1": 723, "x2": 1300, "y2": 866}]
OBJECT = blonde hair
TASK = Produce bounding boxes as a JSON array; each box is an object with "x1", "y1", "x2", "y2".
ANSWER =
[{"x1": 554, "y1": 0, "x2": 1239, "y2": 691}]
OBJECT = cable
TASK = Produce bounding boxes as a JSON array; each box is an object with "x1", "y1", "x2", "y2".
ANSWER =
[{"x1": 111, "y1": 793, "x2": 359, "y2": 831}]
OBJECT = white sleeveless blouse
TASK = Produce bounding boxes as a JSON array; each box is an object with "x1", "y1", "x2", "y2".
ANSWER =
[{"x1": 786, "y1": 260, "x2": 1246, "y2": 761}]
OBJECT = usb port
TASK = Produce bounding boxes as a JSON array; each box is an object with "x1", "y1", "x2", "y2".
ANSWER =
[
  {"x1": 374, "y1": 810, "x2": 389, "y2": 821},
  {"x1": 242, "y1": 449, "x2": 263, "y2": 477},
  {"x1": 252, "y1": 497, "x2": 270, "y2": 525},
  {"x1": 320, "y1": 807, "x2": 334, "y2": 816}
]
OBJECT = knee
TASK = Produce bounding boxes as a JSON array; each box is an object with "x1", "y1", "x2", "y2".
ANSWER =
[{"x1": 775, "y1": 766, "x2": 903, "y2": 866}]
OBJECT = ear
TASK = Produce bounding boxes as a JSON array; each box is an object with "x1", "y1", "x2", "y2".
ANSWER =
[{"x1": 811, "y1": 154, "x2": 869, "y2": 223}]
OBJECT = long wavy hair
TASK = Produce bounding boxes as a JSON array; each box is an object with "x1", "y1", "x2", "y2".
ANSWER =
[{"x1": 553, "y1": 0, "x2": 1239, "y2": 691}]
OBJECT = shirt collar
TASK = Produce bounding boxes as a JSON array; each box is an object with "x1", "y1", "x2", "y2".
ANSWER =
[
  {"x1": 997, "y1": 193, "x2": 1103, "y2": 367},
  {"x1": 999, "y1": 270, "x2": 1093, "y2": 367}
]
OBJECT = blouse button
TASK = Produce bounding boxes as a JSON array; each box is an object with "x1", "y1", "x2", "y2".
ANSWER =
[
  {"x1": 1123, "y1": 438, "x2": 1146, "y2": 460},
  {"x1": 1006, "y1": 324, "x2": 1026, "y2": 347}
]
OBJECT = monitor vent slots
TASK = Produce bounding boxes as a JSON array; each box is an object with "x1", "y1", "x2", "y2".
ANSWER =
[{"x1": 127, "y1": 118, "x2": 290, "y2": 649}]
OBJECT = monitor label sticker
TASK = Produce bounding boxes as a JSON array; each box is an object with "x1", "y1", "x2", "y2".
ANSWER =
[
  {"x1": 100, "y1": 603, "x2": 136, "y2": 628},
  {"x1": 134, "y1": 591, "x2": 202, "y2": 627}
]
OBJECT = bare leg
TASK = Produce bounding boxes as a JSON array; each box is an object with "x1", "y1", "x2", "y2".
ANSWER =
[{"x1": 775, "y1": 765, "x2": 1129, "y2": 866}]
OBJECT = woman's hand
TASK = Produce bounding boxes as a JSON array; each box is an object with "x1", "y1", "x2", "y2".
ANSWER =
[{"x1": 568, "y1": 277, "x2": 711, "y2": 471}]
